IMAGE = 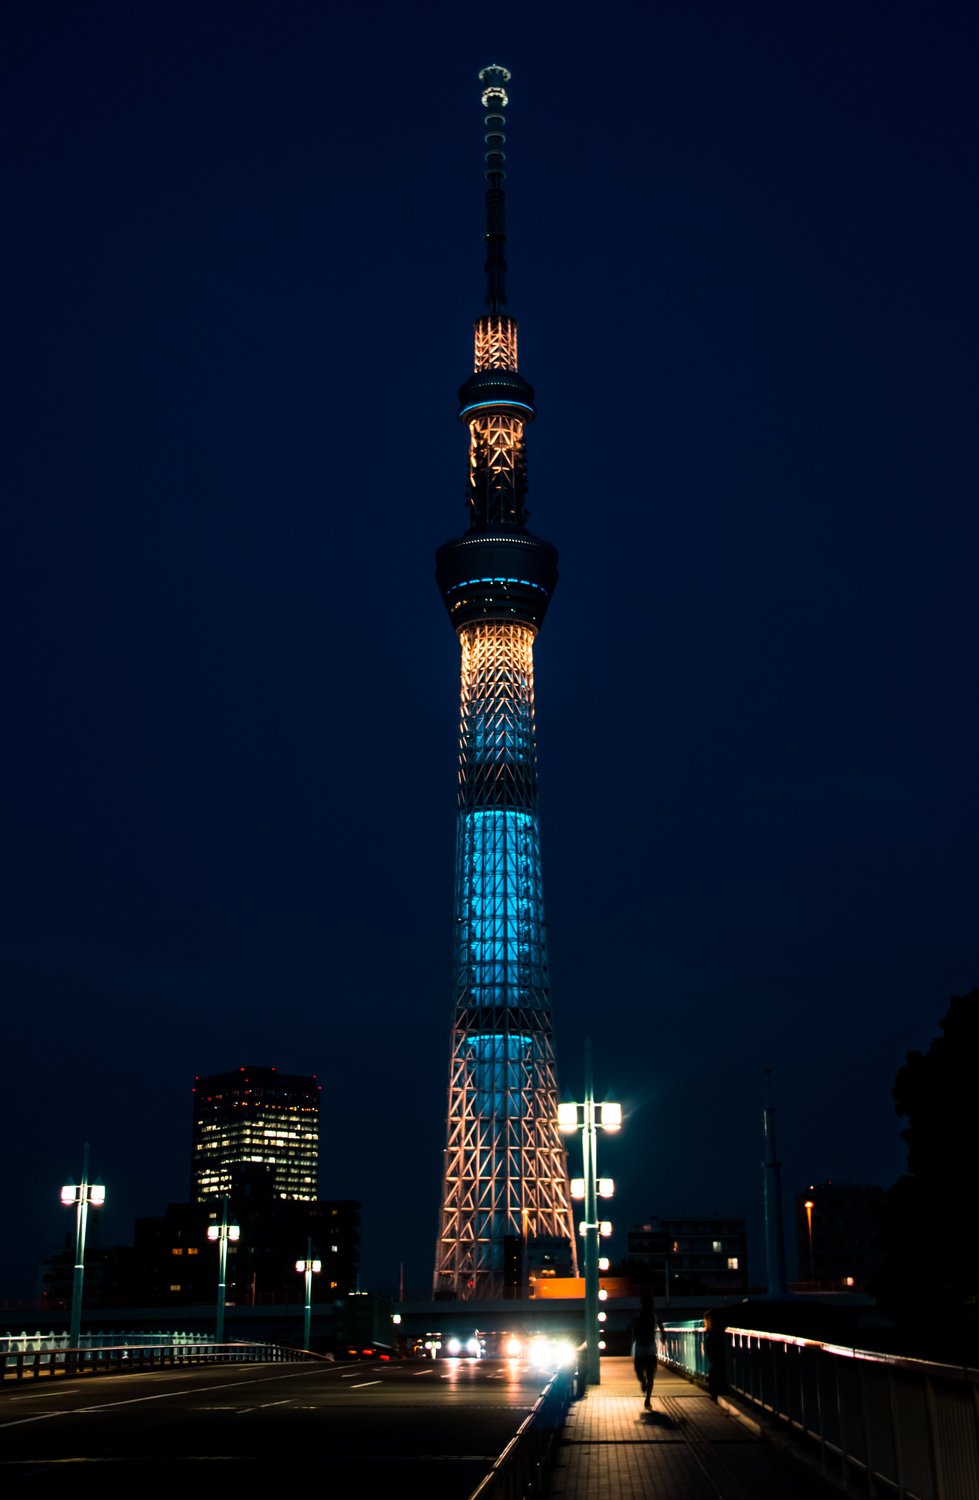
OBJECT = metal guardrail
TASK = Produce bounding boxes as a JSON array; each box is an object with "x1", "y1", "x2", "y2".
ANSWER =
[
  {"x1": 467, "y1": 1360, "x2": 580, "y2": 1500},
  {"x1": 660, "y1": 1318, "x2": 710, "y2": 1381},
  {"x1": 2, "y1": 1339, "x2": 318, "y2": 1380},
  {"x1": 725, "y1": 1325, "x2": 979, "y2": 1500}
]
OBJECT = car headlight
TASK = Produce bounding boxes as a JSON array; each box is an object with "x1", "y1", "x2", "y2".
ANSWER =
[
  {"x1": 528, "y1": 1338, "x2": 551, "y2": 1370},
  {"x1": 526, "y1": 1337, "x2": 575, "y2": 1372}
]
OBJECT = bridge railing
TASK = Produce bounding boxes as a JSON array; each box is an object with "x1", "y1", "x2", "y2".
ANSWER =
[
  {"x1": 1, "y1": 1328, "x2": 219, "y2": 1358},
  {"x1": 663, "y1": 1317, "x2": 979, "y2": 1499},
  {"x1": 467, "y1": 1359, "x2": 579, "y2": 1500},
  {"x1": 659, "y1": 1318, "x2": 709, "y2": 1380},
  {"x1": 725, "y1": 1325, "x2": 979, "y2": 1499},
  {"x1": 1, "y1": 1336, "x2": 318, "y2": 1381}
]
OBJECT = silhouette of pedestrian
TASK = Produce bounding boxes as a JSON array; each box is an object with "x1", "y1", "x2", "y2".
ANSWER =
[{"x1": 631, "y1": 1291, "x2": 664, "y2": 1409}]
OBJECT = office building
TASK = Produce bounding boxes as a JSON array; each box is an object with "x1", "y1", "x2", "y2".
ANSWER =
[
  {"x1": 796, "y1": 1180, "x2": 883, "y2": 1289},
  {"x1": 191, "y1": 1065, "x2": 319, "y2": 1203},
  {"x1": 627, "y1": 1217, "x2": 749, "y2": 1296}
]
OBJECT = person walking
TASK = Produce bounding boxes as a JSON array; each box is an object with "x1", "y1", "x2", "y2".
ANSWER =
[{"x1": 631, "y1": 1290, "x2": 664, "y2": 1409}]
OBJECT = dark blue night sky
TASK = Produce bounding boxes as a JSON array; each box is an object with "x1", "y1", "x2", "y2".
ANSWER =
[{"x1": 3, "y1": 0, "x2": 977, "y2": 1303}]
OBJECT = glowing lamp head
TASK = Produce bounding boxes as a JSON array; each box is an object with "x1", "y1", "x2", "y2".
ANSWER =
[
  {"x1": 598, "y1": 1178, "x2": 614, "y2": 1198},
  {"x1": 599, "y1": 1221, "x2": 613, "y2": 1237},
  {"x1": 558, "y1": 1102, "x2": 579, "y2": 1132},
  {"x1": 228, "y1": 1225, "x2": 240, "y2": 1242},
  {"x1": 61, "y1": 1184, "x2": 76, "y2": 1206},
  {"x1": 89, "y1": 1183, "x2": 106, "y2": 1207},
  {"x1": 570, "y1": 1178, "x2": 585, "y2": 1200},
  {"x1": 295, "y1": 1260, "x2": 306, "y2": 1273},
  {"x1": 600, "y1": 1102, "x2": 622, "y2": 1131}
]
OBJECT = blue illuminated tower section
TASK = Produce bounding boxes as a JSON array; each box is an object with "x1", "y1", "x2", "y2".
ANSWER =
[{"x1": 433, "y1": 67, "x2": 577, "y2": 1300}]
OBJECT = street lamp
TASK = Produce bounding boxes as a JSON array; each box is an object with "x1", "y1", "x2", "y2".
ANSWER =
[
  {"x1": 804, "y1": 1196, "x2": 815, "y2": 1283},
  {"x1": 60, "y1": 1142, "x2": 106, "y2": 1355},
  {"x1": 295, "y1": 1238, "x2": 322, "y2": 1352},
  {"x1": 207, "y1": 1197, "x2": 240, "y2": 1345},
  {"x1": 558, "y1": 1039, "x2": 620, "y2": 1388}
]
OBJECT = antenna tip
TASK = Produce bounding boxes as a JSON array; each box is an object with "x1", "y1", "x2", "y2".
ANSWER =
[{"x1": 479, "y1": 64, "x2": 511, "y2": 108}]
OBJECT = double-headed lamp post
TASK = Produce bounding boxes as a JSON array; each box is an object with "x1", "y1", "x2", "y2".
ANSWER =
[
  {"x1": 207, "y1": 1198, "x2": 240, "y2": 1345},
  {"x1": 295, "y1": 1238, "x2": 322, "y2": 1352},
  {"x1": 558, "y1": 1041, "x2": 621, "y2": 1388},
  {"x1": 60, "y1": 1142, "x2": 106, "y2": 1354}
]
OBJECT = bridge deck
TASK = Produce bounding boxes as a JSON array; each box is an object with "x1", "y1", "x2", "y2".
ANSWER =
[{"x1": 548, "y1": 1357, "x2": 838, "y2": 1500}]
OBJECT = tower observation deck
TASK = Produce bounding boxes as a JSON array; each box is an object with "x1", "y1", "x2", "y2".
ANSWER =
[{"x1": 433, "y1": 66, "x2": 577, "y2": 1300}]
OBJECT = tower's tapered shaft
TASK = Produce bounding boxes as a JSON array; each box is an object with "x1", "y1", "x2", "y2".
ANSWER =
[{"x1": 433, "y1": 67, "x2": 577, "y2": 1301}]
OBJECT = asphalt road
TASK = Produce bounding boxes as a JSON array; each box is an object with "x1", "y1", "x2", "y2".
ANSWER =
[{"x1": 0, "y1": 1356, "x2": 552, "y2": 1495}]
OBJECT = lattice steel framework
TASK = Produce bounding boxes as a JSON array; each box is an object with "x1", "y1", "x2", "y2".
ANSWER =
[{"x1": 433, "y1": 67, "x2": 576, "y2": 1300}]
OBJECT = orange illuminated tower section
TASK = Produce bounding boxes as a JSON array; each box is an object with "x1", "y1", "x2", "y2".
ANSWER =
[{"x1": 433, "y1": 67, "x2": 577, "y2": 1299}]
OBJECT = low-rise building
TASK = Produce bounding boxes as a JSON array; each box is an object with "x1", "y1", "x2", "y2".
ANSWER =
[{"x1": 626, "y1": 1216, "x2": 749, "y2": 1296}]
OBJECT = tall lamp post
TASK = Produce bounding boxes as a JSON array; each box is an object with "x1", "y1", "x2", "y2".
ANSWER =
[
  {"x1": 207, "y1": 1198, "x2": 240, "y2": 1345},
  {"x1": 762, "y1": 1069, "x2": 787, "y2": 1297},
  {"x1": 558, "y1": 1041, "x2": 620, "y2": 1388},
  {"x1": 295, "y1": 1238, "x2": 321, "y2": 1353},
  {"x1": 60, "y1": 1142, "x2": 106, "y2": 1354}
]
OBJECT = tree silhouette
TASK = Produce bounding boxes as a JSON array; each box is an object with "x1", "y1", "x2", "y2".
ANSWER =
[{"x1": 871, "y1": 989, "x2": 979, "y2": 1362}]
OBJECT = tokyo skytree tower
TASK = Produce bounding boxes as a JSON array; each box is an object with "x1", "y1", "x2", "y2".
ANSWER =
[{"x1": 433, "y1": 66, "x2": 577, "y2": 1300}]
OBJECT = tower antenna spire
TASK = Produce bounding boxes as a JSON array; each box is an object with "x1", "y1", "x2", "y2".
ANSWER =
[{"x1": 479, "y1": 64, "x2": 510, "y2": 314}]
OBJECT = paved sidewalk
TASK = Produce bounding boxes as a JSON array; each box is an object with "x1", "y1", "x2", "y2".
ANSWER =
[{"x1": 547, "y1": 1357, "x2": 838, "y2": 1500}]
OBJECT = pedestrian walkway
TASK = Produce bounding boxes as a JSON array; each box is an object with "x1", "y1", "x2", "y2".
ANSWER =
[{"x1": 547, "y1": 1357, "x2": 839, "y2": 1500}]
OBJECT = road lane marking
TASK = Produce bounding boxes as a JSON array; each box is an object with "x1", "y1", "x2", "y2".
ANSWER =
[
  {"x1": 0, "y1": 1369, "x2": 324, "y2": 1428},
  {"x1": 348, "y1": 1380, "x2": 382, "y2": 1389}
]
